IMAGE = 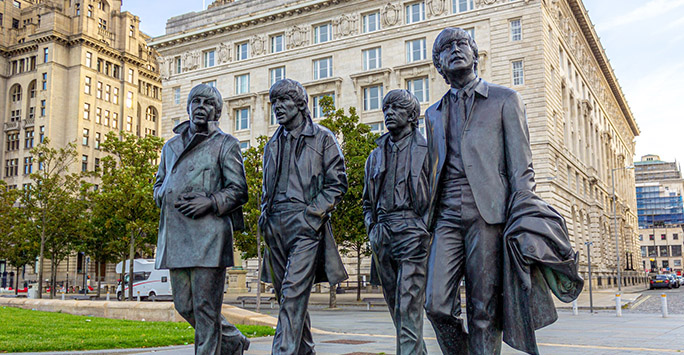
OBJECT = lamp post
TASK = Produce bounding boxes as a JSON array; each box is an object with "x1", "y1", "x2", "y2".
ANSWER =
[{"x1": 611, "y1": 165, "x2": 634, "y2": 292}]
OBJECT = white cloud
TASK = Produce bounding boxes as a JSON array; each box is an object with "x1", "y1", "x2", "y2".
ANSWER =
[{"x1": 596, "y1": 0, "x2": 684, "y2": 32}]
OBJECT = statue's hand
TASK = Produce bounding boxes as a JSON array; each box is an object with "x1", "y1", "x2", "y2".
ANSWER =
[{"x1": 174, "y1": 193, "x2": 214, "y2": 218}]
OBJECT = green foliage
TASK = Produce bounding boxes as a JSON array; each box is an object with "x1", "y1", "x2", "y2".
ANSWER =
[
  {"x1": 235, "y1": 136, "x2": 268, "y2": 259},
  {"x1": 0, "y1": 306, "x2": 272, "y2": 352},
  {"x1": 0, "y1": 181, "x2": 34, "y2": 276},
  {"x1": 318, "y1": 96, "x2": 379, "y2": 300}
]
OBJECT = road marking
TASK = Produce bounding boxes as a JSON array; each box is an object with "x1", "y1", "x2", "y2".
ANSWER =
[
  {"x1": 538, "y1": 342, "x2": 683, "y2": 353},
  {"x1": 628, "y1": 294, "x2": 651, "y2": 309}
]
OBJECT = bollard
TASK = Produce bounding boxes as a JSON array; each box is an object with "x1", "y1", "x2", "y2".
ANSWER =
[
  {"x1": 615, "y1": 294, "x2": 622, "y2": 317},
  {"x1": 572, "y1": 299, "x2": 578, "y2": 315},
  {"x1": 106, "y1": 291, "x2": 110, "y2": 301},
  {"x1": 661, "y1": 293, "x2": 668, "y2": 318},
  {"x1": 137, "y1": 291, "x2": 141, "y2": 302},
  {"x1": 61, "y1": 291, "x2": 65, "y2": 301}
]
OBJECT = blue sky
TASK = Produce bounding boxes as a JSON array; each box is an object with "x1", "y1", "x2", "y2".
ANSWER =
[{"x1": 122, "y1": 0, "x2": 684, "y2": 164}]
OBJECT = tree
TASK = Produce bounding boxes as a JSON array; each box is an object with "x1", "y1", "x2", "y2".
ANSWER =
[
  {"x1": 19, "y1": 139, "x2": 85, "y2": 299},
  {"x1": 319, "y1": 96, "x2": 379, "y2": 302},
  {"x1": 97, "y1": 131, "x2": 164, "y2": 301},
  {"x1": 236, "y1": 135, "x2": 268, "y2": 311},
  {"x1": 0, "y1": 181, "x2": 35, "y2": 295}
]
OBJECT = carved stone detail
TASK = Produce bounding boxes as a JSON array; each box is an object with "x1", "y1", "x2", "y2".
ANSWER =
[
  {"x1": 427, "y1": 0, "x2": 447, "y2": 18},
  {"x1": 217, "y1": 42, "x2": 231, "y2": 64},
  {"x1": 286, "y1": 25, "x2": 310, "y2": 49},
  {"x1": 250, "y1": 35, "x2": 267, "y2": 57},
  {"x1": 333, "y1": 14, "x2": 358, "y2": 38},
  {"x1": 157, "y1": 56, "x2": 170, "y2": 80},
  {"x1": 381, "y1": 2, "x2": 401, "y2": 27},
  {"x1": 182, "y1": 50, "x2": 201, "y2": 71}
]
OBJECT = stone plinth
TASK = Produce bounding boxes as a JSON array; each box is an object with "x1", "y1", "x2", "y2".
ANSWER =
[{"x1": 226, "y1": 269, "x2": 248, "y2": 294}]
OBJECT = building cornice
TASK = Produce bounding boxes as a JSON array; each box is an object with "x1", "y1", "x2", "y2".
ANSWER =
[
  {"x1": 149, "y1": 0, "x2": 348, "y2": 49},
  {"x1": 566, "y1": 0, "x2": 639, "y2": 137}
]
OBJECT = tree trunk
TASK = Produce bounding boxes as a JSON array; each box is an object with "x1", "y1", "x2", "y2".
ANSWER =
[
  {"x1": 357, "y1": 246, "x2": 362, "y2": 302},
  {"x1": 329, "y1": 284, "x2": 337, "y2": 308},
  {"x1": 119, "y1": 257, "x2": 125, "y2": 302},
  {"x1": 15, "y1": 266, "x2": 20, "y2": 296},
  {"x1": 38, "y1": 226, "x2": 46, "y2": 299},
  {"x1": 256, "y1": 228, "x2": 262, "y2": 313},
  {"x1": 49, "y1": 255, "x2": 56, "y2": 299},
  {"x1": 127, "y1": 229, "x2": 136, "y2": 301},
  {"x1": 96, "y1": 260, "x2": 101, "y2": 298}
]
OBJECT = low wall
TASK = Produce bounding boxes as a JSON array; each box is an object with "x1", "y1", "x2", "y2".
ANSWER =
[{"x1": 0, "y1": 298, "x2": 277, "y2": 328}]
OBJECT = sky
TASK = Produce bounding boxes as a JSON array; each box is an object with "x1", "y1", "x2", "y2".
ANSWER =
[{"x1": 122, "y1": 0, "x2": 684, "y2": 164}]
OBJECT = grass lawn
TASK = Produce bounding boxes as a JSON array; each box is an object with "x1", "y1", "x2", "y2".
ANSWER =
[{"x1": 0, "y1": 306, "x2": 275, "y2": 353}]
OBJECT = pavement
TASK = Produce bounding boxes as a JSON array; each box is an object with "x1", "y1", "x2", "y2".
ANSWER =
[{"x1": 13, "y1": 284, "x2": 684, "y2": 355}]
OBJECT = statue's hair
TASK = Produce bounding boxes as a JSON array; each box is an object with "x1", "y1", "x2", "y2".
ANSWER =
[
  {"x1": 186, "y1": 84, "x2": 223, "y2": 119},
  {"x1": 432, "y1": 27, "x2": 479, "y2": 85},
  {"x1": 382, "y1": 89, "x2": 420, "y2": 130},
  {"x1": 269, "y1": 78, "x2": 312, "y2": 121}
]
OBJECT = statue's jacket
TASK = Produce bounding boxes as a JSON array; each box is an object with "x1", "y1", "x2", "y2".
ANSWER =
[
  {"x1": 154, "y1": 121, "x2": 248, "y2": 269},
  {"x1": 259, "y1": 118, "x2": 349, "y2": 285}
]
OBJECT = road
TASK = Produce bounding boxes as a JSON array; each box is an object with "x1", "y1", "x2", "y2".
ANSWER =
[{"x1": 628, "y1": 286, "x2": 684, "y2": 314}]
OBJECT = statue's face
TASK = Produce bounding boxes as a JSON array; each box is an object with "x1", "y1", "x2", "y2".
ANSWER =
[
  {"x1": 271, "y1": 94, "x2": 301, "y2": 127},
  {"x1": 438, "y1": 33, "x2": 475, "y2": 76},
  {"x1": 383, "y1": 100, "x2": 412, "y2": 133},
  {"x1": 188, "y1": 92, "x2": 217, "y2": 132}
]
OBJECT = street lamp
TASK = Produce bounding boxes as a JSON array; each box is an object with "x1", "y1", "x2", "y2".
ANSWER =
[{"x1": 612, "y1": 165, "x2": 634, "y2": 291}]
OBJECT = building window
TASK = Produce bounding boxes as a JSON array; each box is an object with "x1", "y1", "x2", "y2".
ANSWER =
[
  {"x1": 10, "y1": 110, "x2": 21, "y2": 122},
  {"x1": 368, "y1": 122, "x2": 385, "y2": 135},
  {"x1": 6, "y1": 133, "x2": 18, "y2": 151},
  {"x1": 87, "y1": 4, "x2": 93, "y2": 17},
  {"x1": 660, "y1": 245, "x2": 669, "y2": 257},
  {"x1": 313, "y1": 57, "x2": 333, "y2": 80},
  {"x1": 271, "y1": 34, "x2": 284, "y2": 53},
  {"x1": 128, "y1": 68, "x2": 134, "y2": 83},
  {"x1": 23, "y1": 157, "x2": 32, "y2": 175},
  {"x1": 236, "y1": 42, "x2": 249, "y2": 61},
  {"x1": 94, "y1": 158, "x2": 100, "y2": 171},
  {"x1": 175, "y1": 57, "x2": 182, "y2": 74},
  {"x1": 95, "y1": 132, "x2": 101, "y2": 150},
  {"x1": 126, "y1": 116, "x2": 133, "y2": 132},
  {"x1": 96, "y1": 81, "x2": 102, "y2": 99},
  {"x1": 95, "y1": 108, "x2": 101, "y2": 124},
  {"x1": 41, "y1": 73, "x2": 48, "y2": 90},
  {"x1": 39, "y1": 126, "x2": 45, "y2": 143},
  {"x1": 98, "y1": 18, "x2": 107, "y2": 30},
  {"x1": 40, "y1": 100, "x2": 46, "y2": 116},
  {"x1": 103, "y1": 110, "x2": 110, "y2": 126},
  {"x1": 145, "y1": 107, "x2": 157, "y2": 122},
  {"x1": 314, "y1": 23, "x2": 332, "y2": 44},
  {"x1": 464, "y1": 27, "x2": 475, "y2": 40},
  {"x1": 363, "y1": 85, "x2": 383, "y2": 111},
  {"x1": 126, "y1": 91, "x2": 133, "y2": 108},
  {"x1": 406, "y1": 38, "x2": 427, "y2": 63},
  {"x1": 312, "y1": 93, "x2": 335, "y2": 119},
  {"x1": 174, "y1": 87, "x2": 181, "y2": 104},
  {"x1": 407, "y1": 77, "x2": 429, "y2": 103},
  {"x1": 662, "y1": 234, "x2": 667, "y2": 240},
  {"x1": 83, "y1": 103, "x2": 90, "y2": 120},
  {"x1": 112, "y1": 113, "x2": 118, "y2": 129},
  {"x1": 270, "y1": 67, "x2": 286, "y2": 86},
  {"x1": 649, "y1": 234, "x2": 654, "y2": 240},
  {"x1": 363, "y1": 47, "x2": 382, "y2": 71},
  {"x1": 512, "y1": 60, "x2": 524, "y2": 85},
  {"x1": 239, "y1": 141, "x2": 250, "y2": 152},
  {"x1": 418, "y1": 117, "x2": 425, "y2": 136},
  {"x1": 363, "y1": 12, "x2": 380, "y2": 33},
  {"x1": 0, "y1": 13, "x2": 3, "y2": 27},
  {"x1": 82, "y1": 128, "x2": 89, "y2": 146},
  {"x1": 510, "y1": 18, "x2": 522, "y2": 41},
  {"x1": 203, "y1": 50, "x2": 215, "y2": 68},
  {"x1": 25, "y1": 130, "x2": 34, "y2": 149},
  {"x1": 104, "y1": 84, "x2": 111, "y2": 102},
  {"x1": 235, "y1": 74, "x2": 250, "y2": 95},
  {"x1": 28, "y1": 107, "x2": 35, "y2": 120},
  {"x1": 113, "y1": 87, "x2": 119, "y2": 104},
  {"x1": 674, "y1": 233, "x2": 679, "y2": 240},
  {"x1": 638, "y1": 234, "x2": 643, "y2": 241},
  {"x1": 81, "y1": 155, "x2": 88, "y2": 172},
  {"x1": 13, "y1": 0, "x2": 21, "y2": 9},
  {"x1": 11, "y1": 85, "x2": 22, "y2": 102},
  {"x1": 129, "y1": 25, "x2": 135, "y2": 37},
  {"x1": 204, "y1": 80, "x2": 216, "y2": 88},
  {"x1": 405, "y1": 2, "x2": 425, "y2": 24},
  {"x1": 235, "y1": 108, "x2": 250, "y2": 131},
  {"x1": 453, "y1": 0, "x2": 474, "y2": 13},
  {"x1": 43, "y1": 48, "x2": 49, "y2": 63},
  {"x1": 84, "y1": 77, "x2": 91, "y2": 94}
]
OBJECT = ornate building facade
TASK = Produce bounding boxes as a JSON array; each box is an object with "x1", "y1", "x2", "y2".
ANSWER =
[
  {"x1": 150, "y1": 0, "x2": 642, "y2": 290},
  {"x1": 0, "y1": 0, "x2": 162, "y2": 291}
]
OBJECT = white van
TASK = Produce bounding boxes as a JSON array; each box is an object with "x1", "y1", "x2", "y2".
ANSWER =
[{"x1": 115, "y1": 259, "x2": 171, "y2": 301}]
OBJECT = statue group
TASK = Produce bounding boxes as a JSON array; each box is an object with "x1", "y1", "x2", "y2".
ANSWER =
[{"x1": 153, "y1": 28, "x2": 583, "y2": 355}]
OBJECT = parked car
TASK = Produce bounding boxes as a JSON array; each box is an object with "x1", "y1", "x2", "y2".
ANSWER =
[
  {"x1": 115, "y1": 259, "x2": 172, "y2": 301},
  {"x1": 650, "y1": 275, "x2": 674, "y2": 289},
  {"x1": 669, "y1": 275, "x2": 681, "y2": 288}
]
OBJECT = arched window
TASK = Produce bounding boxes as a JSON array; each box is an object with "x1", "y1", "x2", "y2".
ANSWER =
[
  {"x1": 28, "y1": 80, "x2": 37, "y2": 99},
  {"x1": 145, "y1": 106, "x2": 157, "y2": 122},
  {"x1": 10, "y1": 84, "x2": 22, "y2": 102}
]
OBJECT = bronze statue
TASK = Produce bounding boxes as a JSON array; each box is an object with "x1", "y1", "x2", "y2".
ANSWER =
[
  {"x1": 154, "y1": 84, "x2": 250, "y2": 355},
  {"x1": 423, "y1": 28, "x2": 583, "y2": 355},
  {"x1": 363, "y1": 89, "x2": 430, "y2": 354},
  {"x1": 260, "y1": 79, "x2": 348, "y2": 355}
]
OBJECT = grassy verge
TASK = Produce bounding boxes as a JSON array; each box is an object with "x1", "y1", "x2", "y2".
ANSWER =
[{"x1": 0, "y1": 306, "x2": 274, "y2": 353}]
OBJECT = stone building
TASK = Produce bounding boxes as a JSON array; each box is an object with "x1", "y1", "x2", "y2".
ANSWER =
[
  {"x1": 0, "y1": 0, "x2": 162, "y2": 292},
  {"x1": 149, "y1": 0, "x2": 642, "y2": 291},
  {"x1": 639, "y1": 226, "x2": 684, "y2": 275}
]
